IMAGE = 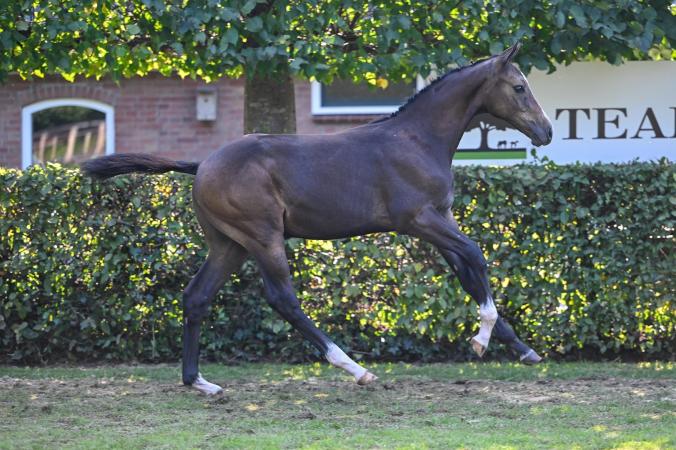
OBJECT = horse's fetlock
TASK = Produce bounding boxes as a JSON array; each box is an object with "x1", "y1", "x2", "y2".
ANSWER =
[{"x1": 480, "y1": 297, "x2": 498, "y2": 323}]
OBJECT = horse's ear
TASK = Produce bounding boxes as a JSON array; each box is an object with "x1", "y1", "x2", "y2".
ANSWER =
[{"x1": 497, "y1": 42, "x2": 521, "y2": 67}]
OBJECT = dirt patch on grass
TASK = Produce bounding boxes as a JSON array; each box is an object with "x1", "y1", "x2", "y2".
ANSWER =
[
  {"x1": 3, "y1": 374, "x2": 674, "y2": 425},
  {"x1": 4, "y1": 375, "x2": 674, "y2": 401}
]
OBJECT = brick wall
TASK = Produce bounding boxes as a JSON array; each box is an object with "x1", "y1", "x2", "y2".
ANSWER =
[{"x1": 0, "y1": 75, "x2": 379, "y2": 168}]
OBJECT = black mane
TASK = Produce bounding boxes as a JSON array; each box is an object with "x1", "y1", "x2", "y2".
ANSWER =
[{"x1": 370, "y1": 56, "x2": 493, "y2": 124}]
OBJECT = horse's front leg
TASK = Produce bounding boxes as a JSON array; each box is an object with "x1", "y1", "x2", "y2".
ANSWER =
[
  {"x1": 442, "y1": 250, "x2": 541, "y2": 364},
  {"x1": 182, "y1": 241, "x2": 247, "y2": 395},
  {"x1": 406, "y1": 206, "x2": 541, "y2": 363}
]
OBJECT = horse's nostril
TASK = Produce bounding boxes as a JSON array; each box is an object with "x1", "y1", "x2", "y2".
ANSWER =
[{"x1": 547, "y1": 127, "x2": 553, "y2": 140}]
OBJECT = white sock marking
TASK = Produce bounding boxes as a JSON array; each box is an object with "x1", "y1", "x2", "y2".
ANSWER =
[
  {"x1": 520, "y1": 349, "x2": 536, "y2": 361},
  {"x1": 325, "y1": 343, "x2": 367, "y2": 381},
  {"x1": 192, "y1": 373, "x2": 223, "y2": 395},
  {"x1": 474, "y1": 296, "x2": 498, "y2": 348}
]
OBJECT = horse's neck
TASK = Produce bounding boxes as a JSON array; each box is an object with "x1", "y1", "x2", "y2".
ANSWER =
[{"x1": 386, "y1": 61, "x2": 493, "y2": 156}]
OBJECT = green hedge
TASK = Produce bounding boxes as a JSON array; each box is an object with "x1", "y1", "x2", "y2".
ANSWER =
[{"x1": 1, "y1": 161, "x2": 674, "y2": 364}]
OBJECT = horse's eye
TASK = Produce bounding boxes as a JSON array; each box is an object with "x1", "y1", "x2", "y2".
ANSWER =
[{"x1": 514, "y1": 85, "x2": 525, "y2": 93}]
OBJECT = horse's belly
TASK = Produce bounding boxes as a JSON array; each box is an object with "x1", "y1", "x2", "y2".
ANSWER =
[
  {"x1": 282, "y1": 200, "x2": 391, "y2": 240},
  {"x1": 284, "y1": 222, "x2": 391, "y2": 240}
]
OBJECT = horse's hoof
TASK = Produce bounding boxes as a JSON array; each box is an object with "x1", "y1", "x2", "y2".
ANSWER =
[
  {"x1": 470, "y1": 336, "x2": 487, "y2": 357},
  {"x1": 357, "y1": 371, "x2": 378, "y2": 386},
  {"x1": 519, "y1": 349, "x2": 543, "y2": 365},
  {"x1": 191, "y1": 373, "x2": 223, "y2": 395}
]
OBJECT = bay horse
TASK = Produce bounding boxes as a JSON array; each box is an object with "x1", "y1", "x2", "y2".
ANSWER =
[{"x1": 83, "y1": 43, "x2": 552, "y2": 395}]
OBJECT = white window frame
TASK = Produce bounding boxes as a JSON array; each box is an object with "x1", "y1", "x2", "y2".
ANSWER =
[
  {"x1": 311, "y1": 76, "x2": 427, "y2": 115},
  {"x1": 21, "y1": 98, "x2": 115, "y2": 169}
]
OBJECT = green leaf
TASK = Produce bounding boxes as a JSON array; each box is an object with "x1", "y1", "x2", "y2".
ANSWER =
[
  {"x1": 127, "y1": 23, "x2": 141, "y2": 36},
  {"x1": 533, "y1": 55, "x2": 549, "y2": 70},
  {"x1": 224, "y1": 27, "x2": 239, "y2": 45},
  {"x1": 550, "y1": 35, "x2": 562, "y2": 55},
  {"x1": 398, "y1": 16, "x2": 411, "y2": 30},
  {"x1": 245, "y1": 17, "x2": 263, "y2": 32},
  {"x1": 569, "y1": 5, "x2": 587, "y2": 28},
  {"x1": 220, "y1": 7, "x2": 240, "y2": 21},
  {"x1": 289, "y1": 57, "x2": 306, "y2": 71},
  {"x1": 241, "y1": 0, "x2": 257, "y2": 15},
  {"x1": 171, "y1": 42, "x2": 184, "y2": 55},
  {"x1": 489, "y1": 41, "x2": 504, "y2": 55},
  {"x1": 114, "y1": 46, "x2": 127, "y2": 58}
]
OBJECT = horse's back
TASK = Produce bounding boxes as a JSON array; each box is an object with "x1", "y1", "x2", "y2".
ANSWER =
[{"x1": 193, "y1": 131, "x2": 394, "y2": 240}]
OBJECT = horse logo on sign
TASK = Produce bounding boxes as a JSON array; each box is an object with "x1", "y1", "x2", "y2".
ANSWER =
[{"x1": 457, "y1": 113, "x2": 527, "y2": 160}]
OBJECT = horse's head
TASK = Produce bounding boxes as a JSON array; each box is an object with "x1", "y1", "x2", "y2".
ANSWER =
[{"x1": 482, "y1": 43, "x2": 553, "y2": 147}]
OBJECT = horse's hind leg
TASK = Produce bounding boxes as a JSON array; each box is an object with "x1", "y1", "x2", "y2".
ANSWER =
[
  {"x1": 249, "y1": 238, "x2": 377, "y2": 385},
  {"x1": 182, "y1": 237, "x2": 247, "y2": 394}
]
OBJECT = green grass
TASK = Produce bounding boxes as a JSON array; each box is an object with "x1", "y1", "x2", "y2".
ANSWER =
[
  {"x1": 455, "y1": 150, "x2": 526, "y2": 160},
  {"x1": 1, "y1": 362, "x2": 674, "y2": 449}
]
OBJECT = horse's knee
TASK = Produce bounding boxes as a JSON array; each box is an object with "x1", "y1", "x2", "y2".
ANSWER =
[{"x1": 183, "y1": 289, "x2": 212, "y2": 322}]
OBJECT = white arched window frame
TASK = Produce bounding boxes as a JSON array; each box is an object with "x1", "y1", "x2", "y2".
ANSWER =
[{"x1": 21, "y1": 98, "x2": 115, "y2": 169}]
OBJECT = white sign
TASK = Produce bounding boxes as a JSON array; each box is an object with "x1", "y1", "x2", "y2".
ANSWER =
[{"x1": 456, "y1": 61, "x2": 675, "y2": 165}]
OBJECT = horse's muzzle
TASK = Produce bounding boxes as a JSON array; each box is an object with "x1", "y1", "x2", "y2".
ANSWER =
[{"x1": 531, "y1": 124, "x2": 553, "y2": 147}]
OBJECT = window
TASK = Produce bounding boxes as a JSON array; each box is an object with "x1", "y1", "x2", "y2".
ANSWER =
[
  {"x1": 21, "y1": 99, "x2": 115, "y2": 169},
  {"x1": 311, "y1": 77, "x2": 426, "y2": 115}
]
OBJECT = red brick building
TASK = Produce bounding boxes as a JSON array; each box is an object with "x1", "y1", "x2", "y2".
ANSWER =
[
  {"x1": 0, "y1": 74, "x2": 390, "y2": 169},
  {"x1": 4, "y1": 61, "x2": 672, "y2": 168}
]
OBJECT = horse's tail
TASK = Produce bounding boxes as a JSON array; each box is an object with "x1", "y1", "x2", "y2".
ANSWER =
[{"x1": 81, "y1": 153, "x2": 200, "y2": 180}]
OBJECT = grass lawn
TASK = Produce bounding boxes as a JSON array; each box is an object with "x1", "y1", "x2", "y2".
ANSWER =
[{"x1": 1, "y1": 362, "x2": 674, "y2": 449}]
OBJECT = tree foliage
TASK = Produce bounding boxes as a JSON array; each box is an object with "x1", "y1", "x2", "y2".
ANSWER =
[
  {"x1": 0, "y1": 0, "x2": 674, "y2": 83},
  {"x1": 1, "y1": 162, "x2": 673, "y2": 363}
]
